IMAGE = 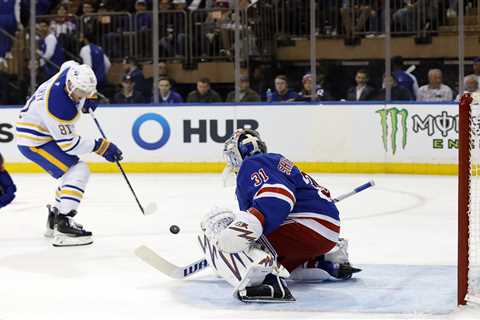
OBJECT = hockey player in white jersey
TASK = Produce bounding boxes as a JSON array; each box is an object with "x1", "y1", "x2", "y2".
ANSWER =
[{"x1": 16, "y1": 61, "x2": 123, "y2": 247}]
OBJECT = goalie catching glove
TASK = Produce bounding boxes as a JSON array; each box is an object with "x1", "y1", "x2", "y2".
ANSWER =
[{"x1": 201, "y1": 207, "x2": 263, "y2": 253}]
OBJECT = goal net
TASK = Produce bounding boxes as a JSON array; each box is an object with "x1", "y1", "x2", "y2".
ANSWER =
[{"x1": 459, "y1": 92, "x2": 480, "y2": 305}]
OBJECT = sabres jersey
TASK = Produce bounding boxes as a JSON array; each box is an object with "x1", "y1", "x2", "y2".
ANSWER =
[
  {"x1": 15, "y1": 68, "x2": 95, "y2": 156},
  {"x1": 236, "y1": 153, "x2": 340, "y2": 236}
]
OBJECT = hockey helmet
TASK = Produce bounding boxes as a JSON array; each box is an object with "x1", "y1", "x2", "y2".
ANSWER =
[
  {"x1": 66, "y1": 64, "x2": 97, "y2": 99},
  {"x1": 223, "y1": 128, "x2": 267, "y2": 172}
]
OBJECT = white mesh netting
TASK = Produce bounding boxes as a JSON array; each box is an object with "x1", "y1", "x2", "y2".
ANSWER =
[{"x1": 468, "y1": 92, "x2": 480, "y2": 303}]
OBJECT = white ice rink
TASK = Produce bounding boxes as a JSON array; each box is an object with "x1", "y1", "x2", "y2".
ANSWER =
[{"x1": 1, "y1": 172, "x2": 480, "y2": 320}]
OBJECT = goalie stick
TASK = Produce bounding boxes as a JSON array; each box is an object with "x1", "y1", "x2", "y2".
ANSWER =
[
  {"x1": 134, "y1": 180, "x2": 375, "y2": 279},
  {"x1": 134, "y1": 245, "x2": 208, "y2": 279}
]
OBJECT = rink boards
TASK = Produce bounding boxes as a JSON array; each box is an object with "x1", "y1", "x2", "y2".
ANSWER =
[{"x1": 0, "y1": 102, "x2": 459, "y2": 174}]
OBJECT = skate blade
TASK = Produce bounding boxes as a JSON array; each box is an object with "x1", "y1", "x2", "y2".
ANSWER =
[
  {"x1": 52, "y1": 234, "x2": 93, "y2": 247},
  {"x1": 238, "y1": 296, "x2": 296, "y2": 303}
]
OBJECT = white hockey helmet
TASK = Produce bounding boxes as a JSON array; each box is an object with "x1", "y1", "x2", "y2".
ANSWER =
[
  {"x1": 60, "y1": 60, "x2": 80, "y2": 72},
  {"x1": 66, "y1": 64, "x2": 97, "y2": 98}
]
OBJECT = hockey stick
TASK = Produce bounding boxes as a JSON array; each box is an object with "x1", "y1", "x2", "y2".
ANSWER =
[
  {"x1": 333, "y1": 180, "x2": 375, "y2": 203},
  {"x1": 89, "y1": 111, "x2": 157, "y2": 215},
  {"x1": 135, "y1": 245, "x2": 208, "y2": 279},
  {"x1": 134, "y1": 180, "x2": 375, "y2": 278}
]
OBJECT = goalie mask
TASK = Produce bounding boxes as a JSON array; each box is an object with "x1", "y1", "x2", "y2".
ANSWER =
[{"x1": 223, "y1": 129, "x2": 267, "y2": 172}]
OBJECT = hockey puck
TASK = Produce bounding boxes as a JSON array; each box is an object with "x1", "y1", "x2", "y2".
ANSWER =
[{"x1": 170, "y1": 225, "x2": 180, "y2": 234}]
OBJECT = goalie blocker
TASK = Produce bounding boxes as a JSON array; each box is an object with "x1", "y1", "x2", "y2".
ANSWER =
[{"x1": 200, "y1": 129, "x2": 361, "y2": 303}]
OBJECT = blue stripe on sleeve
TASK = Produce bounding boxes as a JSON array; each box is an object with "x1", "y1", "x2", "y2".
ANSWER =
[{"x1": 16, "y1": 127, "x2": 52, "y2": 137}]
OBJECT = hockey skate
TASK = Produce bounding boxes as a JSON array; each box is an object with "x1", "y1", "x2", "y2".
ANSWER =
[
  {"x1": 45, "y1": 205, "x2": 85, "y2": 238},
  {"x1": 237, "y1": 273, "x2": 296, "y2": 303},
  {"x1": 314, "y1": 255, "x2": 362, "y2": 280},
  {"x1": 53, "y1": 210, "x2": 93, "y2": 247},
  {"x1": 335, "y1": 262, "x2": 362, "y2": 280},
  {"x1": 44, "y1": 205, "x2": 57, "y2": 238},
  {"x1": 322, "y1": 238, "x2": 362, "y2": 280}
]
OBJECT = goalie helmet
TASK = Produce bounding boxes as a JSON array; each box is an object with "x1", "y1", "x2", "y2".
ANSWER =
[
  {"x1": 66, "y1": 64, "x2": 97, "y2": 98},
  {"x1": 223, "y1": 128, "x2": 267, "y2": 172}
]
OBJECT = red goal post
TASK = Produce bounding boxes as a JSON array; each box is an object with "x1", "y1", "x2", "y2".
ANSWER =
[{"x1": 458, "y1": 92, "x2": 480, "y2": 305}]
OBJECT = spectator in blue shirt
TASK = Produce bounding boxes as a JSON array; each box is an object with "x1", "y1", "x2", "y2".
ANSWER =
[
  {"x1": 122, "y1": 56, "x2": 147, "y2": 97},
  {"x1": 0, "y1": 153, "x2": 16, "y2": 210},
  {"x1": 37, "y1": 20, "x2": 65, "y2": 80},
  {"x1": 135, "y1": 0, "x2": 152, "y2": 30},
  {"x1": 158, "y1": 77, "x2": 183, "y2": 103},
  {"x1": 0, "y1": 0, "x2": 20, "y2": 62},
  {"x1": 271, "y1": 75, "x2": 298, "y2": 102},
  {"x1": 114, "y1": 74, "x2": 145, "y2": 103},
  {"x1": 392, "y1": 55, "x2": 419, "y2": 99},
  {"x1": 80, "y1": 33, "x2": 111, "y2": 91}
]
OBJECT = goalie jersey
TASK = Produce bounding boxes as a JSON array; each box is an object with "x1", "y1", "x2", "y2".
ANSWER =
[{"x1": 236, "y1": 153, "x2": 340, "y2": 237}]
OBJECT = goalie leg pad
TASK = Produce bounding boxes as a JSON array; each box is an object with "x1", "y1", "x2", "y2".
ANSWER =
[
  {"x1": 324, "y1": 238, "x2": 350, "y2": 264},
  {"x1": 198, "y1": 234, "x2": 276, "y2": 291},
  {"x1": 289, "y1": 258, "x2": 362, "y2": 281},
  {"x1": 289, "y1": 239, "x2": 361, "y2": 281}
]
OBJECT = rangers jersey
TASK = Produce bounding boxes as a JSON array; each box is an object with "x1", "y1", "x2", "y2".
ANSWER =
[{"x1": 236, "y1": 153, "x2": 340, "y2": 237}]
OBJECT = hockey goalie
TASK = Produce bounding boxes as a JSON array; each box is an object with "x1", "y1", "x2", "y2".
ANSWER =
[{"x1": 200, "y1": 128, "x2": 361, "y2": 303}]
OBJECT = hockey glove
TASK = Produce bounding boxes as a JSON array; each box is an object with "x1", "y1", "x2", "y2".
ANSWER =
[
  {"x1": 94, "y1": 138, "x2": 123, "y2": 162},
  {"x1": 0, "y1": 192, "x2": 16, "y2": 208},
  {"x1": 0, "y1": 172, "x2": 16, "y2": 208},
  {"x1": 82, "y1": 99, "x2": 98, "y2": 114},
  {"x1": 201, "y1": 207, "x2": 263, "y2": 253}
]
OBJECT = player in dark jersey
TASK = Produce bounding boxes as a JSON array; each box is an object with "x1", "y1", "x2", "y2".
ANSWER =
[
  {"x1": 0, "y1": 152, "x2": 16, "y2": 209},
  {"x1": 200, "y1": 129, "x2": 360, "y2": 303}
]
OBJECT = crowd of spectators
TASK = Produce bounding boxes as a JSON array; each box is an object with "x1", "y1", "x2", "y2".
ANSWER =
[
  {"x1": 0, "y1": 0, "x2": 478, "y2": 64},
  {"x1": 1, "y1": 0, "x2": 473, "y2": 65},
  {"x1": 0, "y1": 1, "x2": 479, "y2": 104},
  {"x1": 103, "y1": 55, "x2": 478, "y2": 104},
  {"x1": 282, "y1": 0, "x2": 477, "y2": 40}
]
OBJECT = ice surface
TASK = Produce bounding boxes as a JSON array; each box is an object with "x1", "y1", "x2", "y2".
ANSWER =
[{"x1": 1, "y1": 173, "x2": 479, "y2": 320}]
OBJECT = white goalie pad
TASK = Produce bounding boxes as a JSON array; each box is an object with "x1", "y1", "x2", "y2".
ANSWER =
[
  {"x1": 289, "y1": 266, "x2": 334, "y2": 282},
  {"x1": 289, "y1": 238, "x2": 350, "y2": 282},
  {"x1": 324, "y1": 238, "x2": 350, "y2": 264},
  {"x1": 198, "y1": 233, "x2": 280, "y2": 293}
]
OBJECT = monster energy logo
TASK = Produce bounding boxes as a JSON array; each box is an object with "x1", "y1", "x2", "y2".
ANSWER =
[{"x1": 376, "y1": 108, "x2": 408, "y2": 154}]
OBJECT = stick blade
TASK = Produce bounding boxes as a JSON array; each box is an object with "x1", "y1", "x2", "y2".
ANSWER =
[
  {"x1": 143, "y1": 203, "x2": 158, "y2": 215},
  {"x1": 134, "y1": 245, "x2": 183, "y2": 279}
]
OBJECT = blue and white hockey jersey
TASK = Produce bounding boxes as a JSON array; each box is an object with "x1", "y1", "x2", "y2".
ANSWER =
[
  {"x1": 16, "y1": 67, "x2": 95, "y2": 156},
  {"x1": 235, "y1": 153, "x2": 340, "y2": 237}
]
